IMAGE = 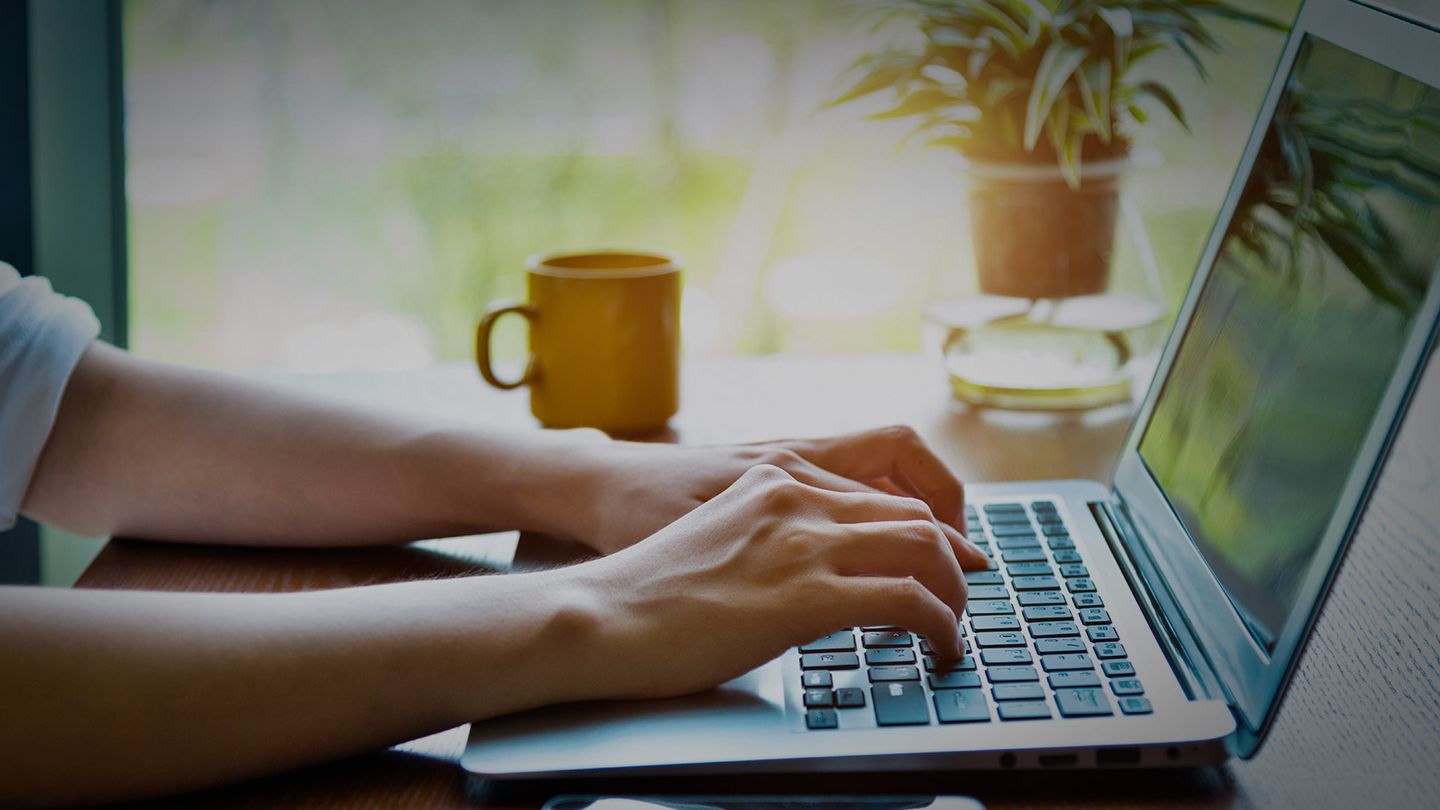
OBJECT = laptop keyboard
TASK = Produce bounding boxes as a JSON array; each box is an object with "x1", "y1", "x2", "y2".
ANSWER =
[{"x1": 794, "y1": 500, "x2": 1153, "y2": 730}]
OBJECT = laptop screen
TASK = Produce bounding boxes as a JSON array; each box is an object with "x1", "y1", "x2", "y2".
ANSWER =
[{"x1": 1138, "y1": 35, "x2": 1440, "y2": 645}]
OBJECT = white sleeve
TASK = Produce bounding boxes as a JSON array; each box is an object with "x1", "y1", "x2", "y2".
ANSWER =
[{"x1": 0, "y1": 261, "x2": 102, "y2": 530}]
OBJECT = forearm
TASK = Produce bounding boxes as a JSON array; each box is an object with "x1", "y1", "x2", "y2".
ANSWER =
[
  {"x1": 0, "y1": 571, "x2": 597, "y2": 807},
  {"x1": 22, "y1": 343, "x2": 591, "y2": 545}
]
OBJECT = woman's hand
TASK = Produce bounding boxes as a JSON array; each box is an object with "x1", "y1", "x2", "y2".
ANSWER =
[
  {"x1": 561, "y1": 424, "x2": 985, "y2": 567},
  {"x1": 558, "y1": 463, "x2": 971, "y2": 701}
]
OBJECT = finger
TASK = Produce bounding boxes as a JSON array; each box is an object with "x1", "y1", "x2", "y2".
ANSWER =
[
  {"x1": 823, "y1": 520, "x2": 968, "y2": 614},
  {"x1": 788, "y1": 426, "x2": 966, "y2": 530},
  {"x1": 819, "y1": 489, "x2": 988, "y2": 566},
  {"x1": 826, "y1": 575, "x2": 964, "y2": 659}
]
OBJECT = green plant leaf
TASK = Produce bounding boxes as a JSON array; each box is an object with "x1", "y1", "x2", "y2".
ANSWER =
[
  {"x1": 1023, "y1": 40, "x2": 1087, "y2": 149},
  {"x1": 1188, "y1": 1, "x2": 1291, "y2": 32},
  {"x1": 1076, "y1": 59, "x2": 1112, "y2": 142},
  {"x1": 1096, "y1": 6, "x2": 1133, "y2": 72},
  {"x1": 828, "y1": 62, "x2": 914, "y2": 107},
  {"x1": 869, "y1": 87, "x2": 958, "y2": 120},
  {"x1": 1136, "y1": 80, "x2": 1188, "y2": 131}
]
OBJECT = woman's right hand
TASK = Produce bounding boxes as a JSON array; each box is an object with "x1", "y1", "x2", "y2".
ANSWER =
[{"x1": 558, "y1": 463, "x2": 972, "y2": 703}]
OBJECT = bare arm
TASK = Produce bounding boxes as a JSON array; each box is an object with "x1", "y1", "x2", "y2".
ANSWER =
[
  {"x1": 21, "y1": 342, "x2": 984, "y2": 564},
  {"x1": 2, "y1": 465, "x2": 970, "y2": 807},
  {"x1": 21, "y1": 342, "x2": 585, "y2": 545}
]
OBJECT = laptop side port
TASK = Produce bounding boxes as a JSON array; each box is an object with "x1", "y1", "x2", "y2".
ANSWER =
[
  {"x1": 1096, "y1": 747, "x2": 1142, "y2": 766},
  {"x1": 1038, "y1": 753, "x2": 1079, "y2": 768}
]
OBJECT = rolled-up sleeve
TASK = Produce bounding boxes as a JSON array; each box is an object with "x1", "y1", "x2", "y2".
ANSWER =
[{"x1": 0, "y1": 262, "x2": 101, "y2": 529}]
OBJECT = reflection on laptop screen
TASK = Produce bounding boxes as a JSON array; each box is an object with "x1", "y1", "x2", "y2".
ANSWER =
[{"x1": 1140, "y1": 36, "x2": 1440, "y2": 644}]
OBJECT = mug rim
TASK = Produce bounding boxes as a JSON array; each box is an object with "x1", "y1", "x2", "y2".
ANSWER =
[{"x1": 526, "y1": 250, "x2": 681, "y2": 280}]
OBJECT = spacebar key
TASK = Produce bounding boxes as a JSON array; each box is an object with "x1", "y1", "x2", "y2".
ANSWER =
[{"x1": 871, "y1": 682, "x2": 931, "y2": 726}]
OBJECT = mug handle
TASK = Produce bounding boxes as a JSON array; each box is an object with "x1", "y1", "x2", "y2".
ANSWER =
[{"x1": 475, "y1": 300, "x2": 538, "y2": 390}]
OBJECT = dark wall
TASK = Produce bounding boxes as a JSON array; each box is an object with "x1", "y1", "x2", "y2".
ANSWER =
[{"x1": 1, "y1": 0, "x2": 41, "y2": 584}]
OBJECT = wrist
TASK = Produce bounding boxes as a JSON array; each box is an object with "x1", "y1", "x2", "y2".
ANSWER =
[{"x1": 419, "y1": 427, "x2": 610, "y2": 540}]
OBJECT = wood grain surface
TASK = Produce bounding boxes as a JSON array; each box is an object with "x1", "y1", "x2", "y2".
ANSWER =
[{"x1": 77, "y1": 354, "x2": 1440, "y2": 810}]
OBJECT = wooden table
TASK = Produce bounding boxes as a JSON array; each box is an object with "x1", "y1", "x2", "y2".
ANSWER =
[{"x1": 79, "y1": 355, "x2": 1440, "y2": 809}]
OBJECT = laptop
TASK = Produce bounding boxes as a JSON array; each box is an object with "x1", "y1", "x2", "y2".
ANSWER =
[{"x1": 464, "y1": 0, "x2": 1440, "y2": 776}]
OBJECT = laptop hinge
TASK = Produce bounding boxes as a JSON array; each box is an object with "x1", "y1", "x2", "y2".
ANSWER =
[{"x1": 1089, "y1": 499, "x2": 1226, "y2": 703}]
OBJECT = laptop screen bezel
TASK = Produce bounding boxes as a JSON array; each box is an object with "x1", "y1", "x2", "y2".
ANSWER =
[{"x1": 1109, "y1": 0, "x2": 1440, "y2": 757}]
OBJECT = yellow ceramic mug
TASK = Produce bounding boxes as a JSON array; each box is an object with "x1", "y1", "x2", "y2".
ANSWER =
[{"x1": 475, "y1": 251, "x2": 681, "y2": 435}]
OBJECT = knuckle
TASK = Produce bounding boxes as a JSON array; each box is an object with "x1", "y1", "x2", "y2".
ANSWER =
[
  {"x1": 764, "y1": 447, "x2": 804, "y2": 467},
  {"x1": 898, "y1": 519, "x2": 944, "y2": 546},
  {"x1": 884, "y1": 424, "x2": 921, "y2": 443},
  {"x1": 899, "y1": 496, "x2": 934, "y2": 520},
  {"x1": 742, "y1": 462, "x2": 787, "y2": 483}
]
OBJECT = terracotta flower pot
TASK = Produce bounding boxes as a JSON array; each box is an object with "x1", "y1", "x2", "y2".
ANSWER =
[{"x1": 966, "y1": 158, "x2": 1128, "y2": 300}]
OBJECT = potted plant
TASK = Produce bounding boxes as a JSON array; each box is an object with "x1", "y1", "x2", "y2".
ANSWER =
[{"x1": 833, "y1": 0, "x2": 1288, "y2": 300}]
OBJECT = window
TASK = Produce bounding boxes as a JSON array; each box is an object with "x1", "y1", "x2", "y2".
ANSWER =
[{"x1": 125, "y1": 0, "x2": 1299, "y2": 372}]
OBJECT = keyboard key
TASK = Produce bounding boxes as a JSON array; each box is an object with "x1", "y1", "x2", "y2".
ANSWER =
[
  {"x1": 1040, "y1": 653, "x2": 1095, "y2": 672},
  {"x1": 1001, "y1": 549, "x2": 1047, "y2": 564},
  {"x1": 919, "y1": 637, "x2": 967, "y2": 657},
  {"x1": 1087, "y1": 625, "x2": 1120, "y2": 642},
  {"x1": 1110, "y1": 678, "x2": 1145, "y2": 696},
  {"x1": 1048, "y1": 536, "x2": 1076, "y2": 550},
  {"x1": 1094, "y1": 642, "x2": 1128, "y2": 660},
  {"x1": 996, "y1": 536, "x2": 1042, "y2": 550},
  {"x1": 1053, "y1": 549, "x2": 1084, "y2": 564},
  {"x1": 835, "y1": 687, "x2": 867, "y2": 708},
  {"x1": 1007, "y1": 562, "x2": 1053, "y2": 578},
  {"x1": 1048, "y1": 671, "x2": 1103, "y2": 688},
  {"x1": 1058, "y1": 564, "x2": 1090, "y2": 578},
  {"x1": 804, "y1": 688, "x2": 834, "y2": 708},
  {"x1": 983, "y1": 502, "x2": 1025, "y2": 514},
  {"x1": 986, "y1": 666, "x2": 1039, "y2": 683},
  {"x1": 866, "y1": 648, "x2": 917, "y2": 666},
  {"x1": 997, "y1": 701, "x2": 1051, "y2": 721},
  {"x1": 800, "y1": 631, "x2": 855, "y2": 653},
  {"x1": 968, "y1": 585, "x2": 1009, "y2": 601},
  {"x1": 965, "y1": 571, "x2": 1004, "y2": 586},
  {"x1": 869, "y1": 666, "x2": 921, "y2": 683},
  {"x1": 862, "y1": 630, "x2": 913, "y2": 648},
  {"x1": 965, "y1": 505, "x2": 978, "y2": 519},
  {"x1": 1118, "y1": 696, "x2": 1153, "y2": 715},
  {"x1": 975, "y1": 631, "x2": 1027, "y2": 648},
  {"x1": 1029, "y1": 621, "x2": 1080, "y2": 638},
  {"x1": 1034, "y1": 637, "x2": 1087, "y2": 655},
  {"x1": 806, "y1": 708, "x2": 838, "y2": 729},
  {"x1": 970, "y1": 615, "x2": 1021, "y2": 631},
  {"x1": 802, "y1": 671, "x2": 833, "y2": 689},
  {"x1": 801, "y1": 652, "x2": 860, "y2": 670},
  {"x1": 861, "y1": 625, "x2": 901, "y2": 631},
  {"x1": 1066, "y1": 578, "x2": 1097, "y2": 593},
  {"x1": 929, "y1": 671, "x2": 983, "y2": 690},
  {"x1": 1054, "y1": 688, "x2": 1113, "y2": 718},
  {"x1": 1017, "y1": 591, "x2": 1065, "y2": 607},
  {"x1": 1041, "y1": 524, "x2": 1069, "y2": 536},
  {"x1": 991, "y1": 683, "x2": 1045, "y2": 702},
  {"x1": 1013, "y1": 576, "x2": 1061, "y2": 591},
  {"x1": 981, "y1": 648, "x2": 1033, "y2": 666},
  {"x1": 1023, "y1": 605, "x2": 1072, "y2": 622},
  {"x1": 966, "y1": 600, "x2": 1015, "y2": 616},
  {"x1": 1031, "y1": 501, "x2": 1057, "y2": 513},
  {"x1": 1079, "y1": 608, "x2": 1111, "y2": 625},
  {"x1": 1102, "y1": 660, "x2": 1136, "y2": 678},
  {"x1": 1037, "y1": 515, "x2": 1064, "y2": 527},
  {"x1": 987, "y1": 515, "x2": 1032, "y2": 527},
  {"x1": 872, "y1": 682, "x2": 931, "y2": 725},
  {"x1": 1072, "y1": 593, "x2": 1104, "y2": 608},
  {"x1": 991, "y1": 525, "x2": 1038, "y2": 538},
  {"x1": 934, "y1": 689, "x2": 990, "y2": 723},
  {"x1": 924, "y1": 655, "x2": 976, "y2": 672}
]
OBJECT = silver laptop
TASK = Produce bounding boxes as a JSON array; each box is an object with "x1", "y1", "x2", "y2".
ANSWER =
[{"x1": 463, "y1": 0, "x2": 1440, "y2": 776}]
